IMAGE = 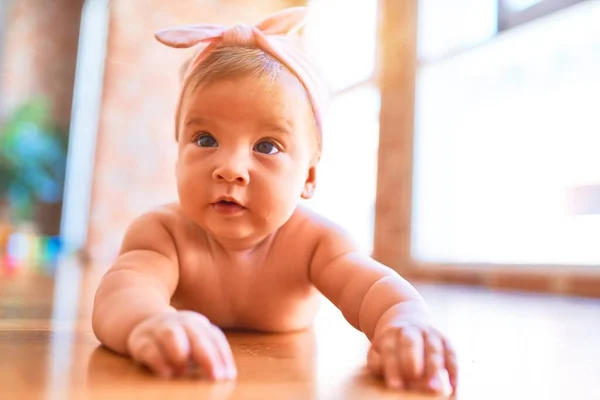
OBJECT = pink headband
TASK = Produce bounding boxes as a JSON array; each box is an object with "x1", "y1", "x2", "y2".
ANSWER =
[{"x1": 155, "y1": 7, "x2": 327, "y2": 142}]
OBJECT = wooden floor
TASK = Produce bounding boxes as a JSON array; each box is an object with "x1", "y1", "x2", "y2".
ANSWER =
[{"x1": 1, "y1": 259, "x2": 600, "y2": 400}]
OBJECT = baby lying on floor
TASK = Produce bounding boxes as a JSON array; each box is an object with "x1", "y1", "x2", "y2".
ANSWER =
[{"x1": 92, "y1": 7, "x2": 457, "y2": 395}]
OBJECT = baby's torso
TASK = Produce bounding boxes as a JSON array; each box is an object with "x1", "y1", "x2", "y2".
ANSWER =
[{"x1": 163, "y1": 205, "x2": 323, "y2": 332}]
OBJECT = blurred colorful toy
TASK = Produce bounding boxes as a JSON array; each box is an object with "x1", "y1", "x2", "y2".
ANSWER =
[
  {"x1": 2, "y1": 232, "x2": 63, "y2": 275},
  {"x1": 0, "y1": 97, "x2": 67, "y2": 227}
]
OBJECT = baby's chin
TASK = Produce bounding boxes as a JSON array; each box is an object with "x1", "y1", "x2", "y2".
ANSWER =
[
  {"x1": 199, "y1": 216, "x2": 278, "y2": 247},
  {"x1": 182, "y1": 203, "x2": 296, "y2": 244},
  {"x1": 206, "y1": 224, "x2": 257, "y2": 241}
]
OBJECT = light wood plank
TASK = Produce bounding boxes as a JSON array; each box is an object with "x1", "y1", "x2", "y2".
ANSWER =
[{"x1": 2, "y1": 263, "x2": 600, "y2": 399}]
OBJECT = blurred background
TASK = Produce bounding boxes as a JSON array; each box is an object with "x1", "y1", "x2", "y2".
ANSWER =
[{"x1": 0, "y1": 0, "x2": 598, "y2": 296}]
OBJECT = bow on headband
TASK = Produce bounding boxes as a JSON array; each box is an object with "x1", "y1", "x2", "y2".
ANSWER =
[{"x1": 155, "y1": 6, "x2": 326, "y2": 139}]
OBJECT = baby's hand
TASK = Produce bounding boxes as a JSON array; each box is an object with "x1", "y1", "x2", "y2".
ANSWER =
[
  {"x1": 367, "y1": 321, "x2": 457, "y2": 395},
  {"x1": 127, "y1": 310, "x2": 236, "y2": 380}
]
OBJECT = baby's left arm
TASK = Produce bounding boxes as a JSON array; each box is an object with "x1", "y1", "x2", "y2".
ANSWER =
[{"x1": 309, "y1": 221, "x2": 457, "y2": 395}]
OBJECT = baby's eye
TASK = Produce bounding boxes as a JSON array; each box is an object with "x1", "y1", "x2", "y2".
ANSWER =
[
  {"x1": 254, "y1": 140, "x2": 280, "y2": 155},
  {"x1": 196, "y1": 134, "x2": 218, "y2": 148}
]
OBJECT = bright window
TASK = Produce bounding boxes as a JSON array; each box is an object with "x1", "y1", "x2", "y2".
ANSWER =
[
  {"x1": 412, "y1": 2, "x2": 600, "y2": 265},
  {"x1": 303, "y1": 1, "x2": 379, "y2": 253}
]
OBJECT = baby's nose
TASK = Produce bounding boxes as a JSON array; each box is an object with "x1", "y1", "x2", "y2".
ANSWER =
[{"x1": 212, "y1": 157, "x2": 250, "y2": 185}]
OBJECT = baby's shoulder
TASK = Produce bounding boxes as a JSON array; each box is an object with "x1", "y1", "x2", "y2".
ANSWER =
[
  {"x1": 125, "y1": 202, "x2": 190, "y2": 233},
  {"x1": 120, "y1": 203, "x2": 205, "y2": 252},
  {"x1": 278, "y1": 207, "x2": 360, "y2": 279},
  {"x1": 280, "y1": 206, "x2": 358, "y2": 252}
]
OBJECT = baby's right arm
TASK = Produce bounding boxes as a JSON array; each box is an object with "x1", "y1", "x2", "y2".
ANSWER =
[
  {"x1": 92, "y1": 212, "x2": 180, "y2": 354},
  {"x1": 91, "y1": 211, "x2": 236, "y2": 379}
]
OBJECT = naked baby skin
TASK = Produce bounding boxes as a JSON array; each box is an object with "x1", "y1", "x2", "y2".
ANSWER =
[{"x1": 93, "y1": 14, "x2": 457, "y2": 393}]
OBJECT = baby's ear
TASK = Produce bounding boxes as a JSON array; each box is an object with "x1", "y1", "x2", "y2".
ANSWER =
[{"x1": 301, "y1": 166, "x2": 317, "y2": 199}]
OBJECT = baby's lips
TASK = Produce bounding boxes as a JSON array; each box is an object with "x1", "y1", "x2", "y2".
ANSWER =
[{"x1": 214, "y1": 196, "x2": 244, "y2": 207}]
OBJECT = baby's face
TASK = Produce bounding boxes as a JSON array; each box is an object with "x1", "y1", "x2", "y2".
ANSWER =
[{"x1": 176, "y1": 75, "x2": 317, "y2": 244}]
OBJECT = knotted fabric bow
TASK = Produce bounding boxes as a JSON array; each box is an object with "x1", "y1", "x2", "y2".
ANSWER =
[{"x1": 155, "y1": 6, "x2": 327, "y2": 141}]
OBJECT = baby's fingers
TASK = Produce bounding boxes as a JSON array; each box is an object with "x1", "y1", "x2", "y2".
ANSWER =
[
  {"x1": 206, "y1": 325, "x2": 237, "y2": 379},
  {"x1": 398, "y1": 327, "x2": 424, "y2": 382},
  {"x1": 154, "y1": 323, "x2": 190, "y2": 374},
  {"x1": 444, "y1": 337, "x2": 458, "y2": 393},
  {"x1": 381, "y1": 332, "x2": 404, "y2": 389},
  {"x1": 183, "y1": 320, "x2": 226, "y2": 380},
  {"x1": 366, "y1": 345, "x2": 383, "y2": 376},
  {"x1": 423, "y1": 331, "x2": 445, "y2": 393},
  {"x1": 131, "y1": 337, "x2": 173, "y2": 378}
]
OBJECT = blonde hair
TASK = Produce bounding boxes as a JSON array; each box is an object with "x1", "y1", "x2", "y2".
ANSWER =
[{"x1": 176, "y1": 46, "x2": 321, "y2": 157}]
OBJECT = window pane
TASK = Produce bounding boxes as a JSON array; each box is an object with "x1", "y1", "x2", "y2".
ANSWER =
[
  {"x1": 418, "y1": 0, "x2": 498, "y2": 62},
  {"x1": 412, "y1": 2, "x2": 600, "y2": 265},
  {"x1": 499, "y1": 0, "x2": 585, "y2": 31},
  {"x1": 303, "y1": 85, "x2": 380, "y2": 253},
  {"x1": 305, "y1": 0, "x2": 377, "y2": 92},
  {"x1": 504, "y1": 0, "x2": 544, "y2": 11}
]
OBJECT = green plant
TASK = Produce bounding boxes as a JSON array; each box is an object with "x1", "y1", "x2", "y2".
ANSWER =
[{"x1": 0, "y1": 98, "x2": 68, "y2": 224}]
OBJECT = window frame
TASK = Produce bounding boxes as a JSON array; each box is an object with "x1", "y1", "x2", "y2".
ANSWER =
[{"x1": 373, "y1": 0, "x2": 600, "y2": 297}]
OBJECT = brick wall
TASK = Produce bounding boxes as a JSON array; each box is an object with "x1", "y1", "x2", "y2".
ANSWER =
[
  {"x1": 0, "y1": 0, "x2": 84, "y2": 234},
  {"x1": 1, "y1": 0, "x2": 83, "y2": 131},
  {"x1": 87, "y1": 0, "x2": 304, "y2": 261}
]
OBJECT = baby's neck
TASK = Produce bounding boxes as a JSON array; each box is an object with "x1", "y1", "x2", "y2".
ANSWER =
[{"x1": 205, "y1": 231, "x2": 277, "y2": 265}]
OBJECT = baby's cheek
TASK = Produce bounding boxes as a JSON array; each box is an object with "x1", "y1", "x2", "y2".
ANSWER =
[
  {"x1": 177, "y1": 174, "x2": 194, "y2": 200},
  {"x1": 177, "y1": 174, "x2": 206, "y2": 213},
  {"x1": 177, "y1": 188, "x2": 198, "y2": 219},
  {"x1": 261, "y1": 179, "x2": 302, "y2": 216}
]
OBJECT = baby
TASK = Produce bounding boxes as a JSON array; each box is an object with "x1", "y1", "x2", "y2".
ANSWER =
[{"x1": 92, "y1": 7, "x2": 457, "y2": 395}]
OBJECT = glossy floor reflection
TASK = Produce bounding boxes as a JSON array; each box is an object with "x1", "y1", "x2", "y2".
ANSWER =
[{"x1": 1, "y1": 259, "x2": 600, "y2": 399}]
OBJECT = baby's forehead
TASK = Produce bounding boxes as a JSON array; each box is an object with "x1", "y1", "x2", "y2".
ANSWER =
[{"x1": 185, "y1": 73, "x2": 313, "y2": 121}]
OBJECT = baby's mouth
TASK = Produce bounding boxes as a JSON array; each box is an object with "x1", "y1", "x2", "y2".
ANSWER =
[{"x1": 212, "y1": 198, "x2": 246, "y2": 214}]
